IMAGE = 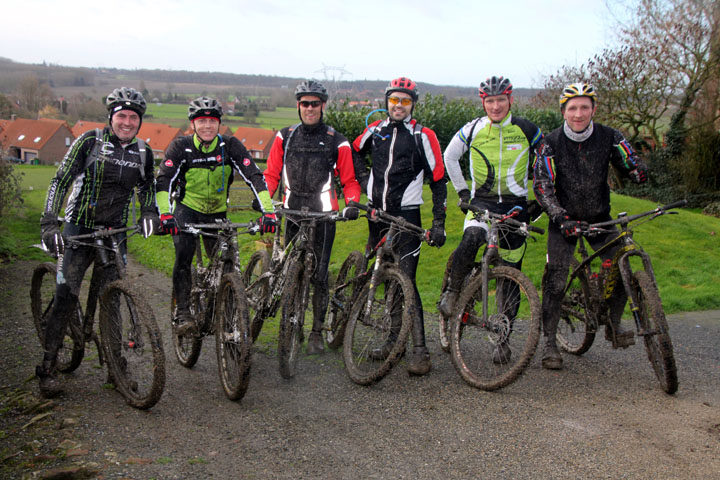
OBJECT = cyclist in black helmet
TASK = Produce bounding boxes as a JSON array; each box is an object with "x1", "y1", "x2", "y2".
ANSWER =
[
  {"x1": 352, "y1": 76, "x2": 447, "y2": 376},
  {"x1": 264, "y1": 80, "x2": 361, "y2": 355},
  {"x1": 156, "y1": 96, "x2": 276, "y2": 336},
  {"x1": 36, "y1": 86, "x2": 160, "y2": 398},
  {"x1": 438, "y1": 76, "x2": 543, "y2": 367},
  {"x1": 534, "y1": 82, "x2": 648, "y2": 370}
]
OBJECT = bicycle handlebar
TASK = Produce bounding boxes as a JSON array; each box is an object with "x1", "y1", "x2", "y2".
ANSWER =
[
  {"x1": 347, "y1": 201, "x2": 429, "y2": 239},
  {"x1": 181, "y1": 221, "x2": 260, "y2": 236},
  {"x1": 278, "y1": 207, "x2": 350, "y2": 223},
  {"x1": 460, "y1": 203, "x2": 545, "y2": 235},
  {"x1": 65, "y1": 224, "x2": 141, "y2": 242},
  {"x1": 589, "y1": 199, "x2": 688, "y2": 229}
]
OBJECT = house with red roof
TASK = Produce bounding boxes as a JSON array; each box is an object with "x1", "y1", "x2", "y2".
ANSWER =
[
  {"x1": 0, "y1": 118, "x2": 74, "y2": 165},
  {"x1": 233, "y1": 127, "x2": 276, "y2": 160}
]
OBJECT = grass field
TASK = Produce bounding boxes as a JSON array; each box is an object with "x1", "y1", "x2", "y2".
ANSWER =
[
  {"x1": 145, "y1": 103, "x2": 297, "y2": 132},
  {"x1": 5, "y1": 165, "x2": 720, "y2": 317}
]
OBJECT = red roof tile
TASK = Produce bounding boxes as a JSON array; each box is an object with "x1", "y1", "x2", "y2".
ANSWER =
[
  {"x1": 0, "y1": 118, "x2": 72, "y2": 150},
  {"x1": 232, "y1": 127, "x2": 276, "y2": 152}
]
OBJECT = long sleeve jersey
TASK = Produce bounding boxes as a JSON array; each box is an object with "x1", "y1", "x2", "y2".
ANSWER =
[
  {"x1": 264, "y1": 121, "x2": 361, "y2": 212},
  {"x1": 156, "y1": 134, "x2": 273, "y2": 214},
  {"x1": 43, "y1": 126, "x2": 157, "y2": 228}
]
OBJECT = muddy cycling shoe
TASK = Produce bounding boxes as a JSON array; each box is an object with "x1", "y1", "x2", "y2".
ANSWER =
[
  {"x1": 307, "y1": 331, "x2": 324, "y2": 355},
  {"x1": 174, "y1": 311, "x2": 197, "y2": 337},
  {"x1": 605, "y1": 322, "x2": 635, "y2": 349},
  {"x1": 36, "y1": 365, "x2": 63, "y2": 398},
  {"x1": 541, "y1": 338, "x2": 563, "y2": 370},
  {"x1": 437, "y1": 290, "x2": 458, "y2": 318},
  {"x1": 407, "y1": 348, "x2": 432, "y2": 376},
  {"x1": 491, "y1": 342, "x2": 512, "y2": 365}
]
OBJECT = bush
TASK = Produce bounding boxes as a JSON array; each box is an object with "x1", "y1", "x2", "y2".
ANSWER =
[{"x1": 0, "y1": 159, "x2": 24, "y2": 230}]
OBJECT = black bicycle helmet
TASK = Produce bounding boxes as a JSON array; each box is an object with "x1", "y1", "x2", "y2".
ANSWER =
[
  {"x1": 188, "y1": 96, "x2": 223, "y2": 121},
  {"x1": 478, "y1": 76, "x2": 513, "y2": 99},
  {"x1": 106, "y1": 87, "x2": 147, "y2": 116},
  {"x1": 385, "y1": 77, "x2": 418, "y2": 102},
  {"x1": 294, "y1": 80, "x2": 328, "y2": 102}
]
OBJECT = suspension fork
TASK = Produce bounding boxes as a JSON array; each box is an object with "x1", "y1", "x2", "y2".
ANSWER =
[
  {"x1": 616, "y1": 247, "x2": 656, "y2": 332},
  {"x1": 363, "y1": 227, "x2": 394, "y2": 318}
]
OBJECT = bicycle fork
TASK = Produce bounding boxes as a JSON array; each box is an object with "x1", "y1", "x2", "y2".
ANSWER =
[{"x1": 616, "y1": 248, "x2": 659, "y2": 337}]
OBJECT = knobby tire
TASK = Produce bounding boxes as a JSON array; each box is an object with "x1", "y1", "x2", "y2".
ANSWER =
[{"x1": 326, "y1": 250, "x2": 364, "y2": 350}]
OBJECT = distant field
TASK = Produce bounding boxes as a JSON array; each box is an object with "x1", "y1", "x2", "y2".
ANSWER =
[{"x1": 145, "y1": 103, "x2": 297, "y2": 132}]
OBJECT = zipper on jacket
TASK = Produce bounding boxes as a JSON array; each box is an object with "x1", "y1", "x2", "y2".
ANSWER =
[
  {"x1": 497, "y1": 123, "x2": 503, "y2": 203},
  {"x1": 382, "y1": 126, "x2": 397, "y2": 210}
]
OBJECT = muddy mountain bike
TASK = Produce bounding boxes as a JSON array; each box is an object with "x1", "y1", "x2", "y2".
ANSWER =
[
  {"x1": 438, "y1": 203, "x2": 544, "y2": 391},
  {"x1": 243, "y1": 207, "x2": 351, "y2": 379},
  {"x1": 556, "y1": 200, "x2": 686, "y2": 394},
  {"x1": 30, "y1": 224, "x2": 165, "y2": 410},
  {"x1": 325, "y1": 201, "x2": 432, "y2": 386},
  {"x1": 171, "y1": 219, "x2": 259, "y2": 401}
]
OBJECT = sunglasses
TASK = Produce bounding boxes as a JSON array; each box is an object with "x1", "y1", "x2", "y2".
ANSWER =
[
  {"x1": 387, "y1": 96, "x2": 413, "y2": 106},
  {"x1": 299, "y1": 100, "x2": 323, "y2": 108}
]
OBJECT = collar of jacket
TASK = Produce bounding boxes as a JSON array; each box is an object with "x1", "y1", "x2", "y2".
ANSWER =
[{"x1": 193, "y1": 134, "x2": 219, "y2": 153}]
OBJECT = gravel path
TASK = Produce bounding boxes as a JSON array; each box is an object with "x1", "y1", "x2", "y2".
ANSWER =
[{"x1": 1, "y1": 258, "x2": 718, "y2": 479}]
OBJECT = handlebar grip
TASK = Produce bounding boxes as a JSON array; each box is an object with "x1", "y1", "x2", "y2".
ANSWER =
[
  {"x1": 348, "y1": 201, "x2": 370, "y2": 212},
  {"x1": 528, "y1": 224, "x2": 545, "y2": 234},
  {"x1": 660, "y1": 199, "x2": 688, "y2": 211}
]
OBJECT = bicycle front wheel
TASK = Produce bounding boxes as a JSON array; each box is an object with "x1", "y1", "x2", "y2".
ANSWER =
[
  {"x1": 450, "y1": 266, "x2": 541, "y2": 391},
  {"x1": 215, "y1": 273, "x2": 253, "y2": 401},
  {"x1": 633, "y1": 271, "x2": 678, "y2": 394},
  {"x1": 244, "y1": 249, "x2": 270, "y2": 343},
  {"x1": 99, "y1": 279, "x2": 165, "y2": 409},
  {"x1": 30, "y1": 262, "x2": 84, "y2": 373},
  {"x1": 557, "y1": 260, "x2": 596, "y2": 355},
  {"x1": 342, "y1": 266, "x2": 414, "y2": 386},
  {"x1": 278, "y1": 260, "x2": 309, "y2": 379},
  {"x1": 326, "y1": 250, "x2": 364, "y2": 350}
]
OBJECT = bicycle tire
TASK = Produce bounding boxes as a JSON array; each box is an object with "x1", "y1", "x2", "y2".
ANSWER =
[
  {"x1": 450, "y1": 266, "x2": 541, "y2": 391},
  {"x1": 99, "y1": 279, "x2": 165, "y2": 409},
  {"x1": 30, "y1": 262, "x2": 84, "y2": 373},
  {"x1": 438, "y1": 250, "x2": 456, "y2": 353},
  {"x1": 326, "y1": 250, "x2": 364, "y2": 350},
  {"x1": 278, "y1": 259, "x2": 309, "y2": 379},
  {"x1": 244, "y1": 249, "x2": 270, "y2": 343},
  {"x1": 215, "y1": 273, "x2": 253, "y2": 401},
  {"x1": 171, "y1": 265, "x2": 203, "y2": 368},
  {"x1": 632, "y1": 271, "x2": 678, "y2": 394},
  {"x1": 342, "y1": 266, "x2": 414, "y2": 386},
  {"x1": 556, "y1": 259, "x2": 597, "y2": 355}
]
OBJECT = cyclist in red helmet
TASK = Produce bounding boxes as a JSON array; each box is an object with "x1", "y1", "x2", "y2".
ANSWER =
[
  {"x1": 352, "y1": 76, "x2": 447, "y2": 375},
  {"x1": 439, "y1": 75, "x2": 543, "y2": 365},
  {"x1": 534, "y1": 82, "x2": 648, "y2": 370}
]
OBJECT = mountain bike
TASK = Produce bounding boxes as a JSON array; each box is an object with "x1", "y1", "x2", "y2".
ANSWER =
[
  {"x1": 171, "y1": 219, "x2": 259, "y2": 401},
  {"x1": 243, "y1": 207, "x2": 350, "y2": 379},
  {"x1": 556, "y1": 200, "x2": 686, "y2": 394},
  {"x1": 30, "y1": 224, "x2": 165, "y2": 409},
  {"x1": 440, "y1": 203, "x2": 544, "y2": 391},
  {"x1": 327, "y1": 201, "x2": 431, "y2": 386}
]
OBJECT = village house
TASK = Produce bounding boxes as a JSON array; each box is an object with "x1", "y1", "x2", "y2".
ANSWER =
[
  {"x1": 0, "y1": 117, "x2": 74, "y2": 165},
  {"x1": 233, "y1": 127, "x2": 276, "y2": 160}
]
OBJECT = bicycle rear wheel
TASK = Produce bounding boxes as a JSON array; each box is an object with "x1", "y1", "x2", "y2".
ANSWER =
[
  {"x1": 632, "y1": 271, "x2": 678, "y2": 394},
  {"x1": 556, "y1": 260, "x2": 596, "y2": 355},
  {"x1": 438, "y1": 250, "x2": 455, "y2": 353},
  {"x1": 342, "y1": 267, "x2": 414, "y2": 385},
  {"x1": 450, "y1": 266, "x2": 541, "y2": 391},
  {"x1": 30, "y1": 262, "x2": 84, "y2": 373},
  {"x1": 278, "y1": 260, "x2": 309, "y2": 379},
  {"x1": 244, "y1": 249, "x2": 270, "y2": 343},
  {"x1": 171, "y1": 266, "x2": 203, "y2": 368},
  {"x1": 326, "y1": 250, "x2": 364, "y2": 350},
  {"x1": 215, "y1": 273, "x2": 253, "y2": 401},
  {"x1": 100, "y1": 279, "x2": 165, "y2": 409}
]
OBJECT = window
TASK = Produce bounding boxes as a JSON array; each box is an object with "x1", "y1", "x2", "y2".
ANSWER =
[
  {"x1": 33, "y1": 137, "x2": 42, "y2": 143},
  {"x1": 65, "y1": 137, "x2": 71, "y2": 146},
  {"x1": 17, "y1": 134, "x2": 25, "y2": 141}
]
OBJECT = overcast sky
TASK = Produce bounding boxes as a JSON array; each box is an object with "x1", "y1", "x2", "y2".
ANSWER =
[{"x1": 1, "y1": 0, "x2": 623, "y2": 89}]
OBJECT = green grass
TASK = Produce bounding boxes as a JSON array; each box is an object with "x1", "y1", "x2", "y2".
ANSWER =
[
  {"x1": 4, "y1": 165, "x2": 720, "y2": 317},
  {"x1": 144, "y1": 103, "x2": 297, "y2": 131}
]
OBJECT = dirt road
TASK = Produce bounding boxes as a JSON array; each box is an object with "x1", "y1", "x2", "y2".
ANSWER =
[{"x1": 1, "y1": 258, "x2": 718, "y2": 479}]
